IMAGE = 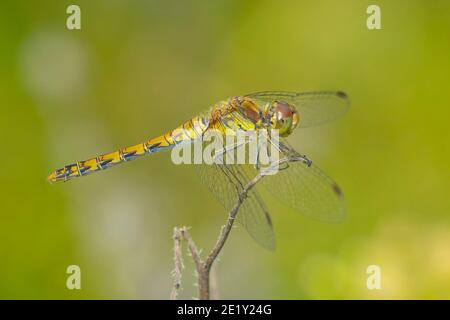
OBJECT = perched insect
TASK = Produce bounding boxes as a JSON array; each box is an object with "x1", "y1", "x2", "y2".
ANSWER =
[{"x1": 48, "y1": 91, "x2": 349, "y2": 250}]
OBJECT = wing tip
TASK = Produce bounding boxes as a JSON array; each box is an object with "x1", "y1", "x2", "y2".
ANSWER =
[
  {"x1": 336, "y1": 91, "x2": 350, "y2": 109},
  {"x1": 331, "y1": 182, "x2": 344, "y2": 198},
  {"x1": 335, "y1": 91, "x2": 348, "y2": 99}
]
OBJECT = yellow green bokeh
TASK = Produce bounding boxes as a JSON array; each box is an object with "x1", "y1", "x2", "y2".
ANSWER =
[{"x1": 1, "y1": 0, "x2": 449, "y2": 299}]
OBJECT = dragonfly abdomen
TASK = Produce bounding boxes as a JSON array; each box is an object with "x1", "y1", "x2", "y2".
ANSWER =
[
  {"x1": 47, "y1": 115, "x2": 209, "y2": 183},
  {"x1": 48, "y1": 142, "x2": 155, "y2": 183}
]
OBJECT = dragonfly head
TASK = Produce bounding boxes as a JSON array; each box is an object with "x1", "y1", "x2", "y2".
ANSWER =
[{"x1": 268, "y1": 101, "x2": 299, "y2": 137}]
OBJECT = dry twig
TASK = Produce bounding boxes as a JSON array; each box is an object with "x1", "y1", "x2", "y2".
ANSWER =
[{"x1": 170, "y1": 171, "x2": 265, "y2": 300}]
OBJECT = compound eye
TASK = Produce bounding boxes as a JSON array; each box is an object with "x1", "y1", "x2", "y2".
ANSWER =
[
  {"x1": 271, "y1": 101, "x2": 297, "y2": 136},
  {"x1": 274, "y1": 101, "x2": 294, "y2": 120},
  {"x1": 276, "y1": 116, "x2": 293, "y2": 134}
]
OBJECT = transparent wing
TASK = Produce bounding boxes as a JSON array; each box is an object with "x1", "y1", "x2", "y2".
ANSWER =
[
  {"x1": 195, "y1": 154, "x2": 276, "y2": 251},
  {"x1": 262, "y1": 141, "x2": 346, "y2": 223},
  {"x1": 245, "y1": 91, "x2": 349, "y2": 128}
]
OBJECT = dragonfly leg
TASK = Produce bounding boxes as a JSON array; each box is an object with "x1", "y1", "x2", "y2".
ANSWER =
[
  {"x1": 296, "y1": 154, "x2": 312, "y2": 167},
  {"x1": 278, "y1": 141, "x2": 312, "y2": 167},
  {"x1": 289, "y1": 153, "x2": 312, "y2": 167}
]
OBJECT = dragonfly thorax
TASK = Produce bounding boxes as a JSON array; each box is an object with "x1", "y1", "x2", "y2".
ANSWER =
[{"x1": 266, "y1": 101, "x2": 299, "y2": 137}]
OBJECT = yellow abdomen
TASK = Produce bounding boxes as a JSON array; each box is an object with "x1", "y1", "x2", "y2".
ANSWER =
[{"x1": 47, "y1": 115, "x2": 209, "y2": 183}]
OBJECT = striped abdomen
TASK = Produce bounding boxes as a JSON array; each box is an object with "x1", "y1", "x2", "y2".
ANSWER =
[{"x1": 47, "y1": 115, "x2": 209, "y2": 183}]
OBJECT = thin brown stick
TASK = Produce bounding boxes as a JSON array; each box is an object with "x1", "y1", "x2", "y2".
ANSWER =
[
  {"x1": 209, "y1": 263, "x2": 220, "y2": 300},
  {"x1": 180, "y1": 227, "x2": 203, "y2": 273},
  {"x1": 170, "y1": 228, "x2": 184, "y2": 300},
  {"x1": 204, "y1": 173, "x2": 265, "y2": 272},
  {"x1": 170, "y1": 171, "x2": 266, "y2": 300}
]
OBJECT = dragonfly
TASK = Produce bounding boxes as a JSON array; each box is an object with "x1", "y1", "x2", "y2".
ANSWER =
[{"x1": 48, "y1": 91, "x2": 349, "y2": 250}]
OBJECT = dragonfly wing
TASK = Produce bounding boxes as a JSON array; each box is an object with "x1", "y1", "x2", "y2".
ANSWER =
[
  {"x1": 237, "y1": 181, "x2": 275, "y2": 250},
  {"x1": 262, "y1": 141, "x2": 346, "y2": 223},
  {"x1": 195, "y1": 160, "x2": 276, "y2": 251},
  {"x1": 245, "y1": 91, "x2": 349, "y2": 128}
]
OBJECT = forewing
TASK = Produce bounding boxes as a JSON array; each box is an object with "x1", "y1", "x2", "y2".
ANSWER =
[{"x1": 245, "y1": 91, "x2": 349, "y2": 128}]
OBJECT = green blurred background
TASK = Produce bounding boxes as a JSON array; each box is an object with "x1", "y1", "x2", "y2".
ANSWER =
[{"x1": 1, "y1": 0, "x2": 449, "y2": 299}]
